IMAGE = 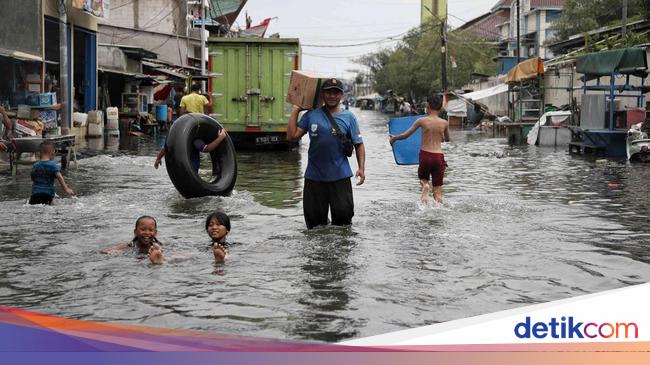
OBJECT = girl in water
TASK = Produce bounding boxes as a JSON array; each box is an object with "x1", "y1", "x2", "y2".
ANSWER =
[
  {"x1": 101, "y1": 215, "x2": 163, "y2": 264},
  {"x1": 205, "y1": 211, "x2": 232, "y2": 262}
]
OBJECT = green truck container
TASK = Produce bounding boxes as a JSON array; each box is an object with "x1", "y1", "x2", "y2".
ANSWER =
[{"x1": 208, "y1": 37, "x2": 300, "y2": 148}]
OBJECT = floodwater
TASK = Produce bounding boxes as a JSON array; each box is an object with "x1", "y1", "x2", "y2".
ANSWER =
[{"x1": 1, "y1": 109, "x2": 650, "y2": 343}]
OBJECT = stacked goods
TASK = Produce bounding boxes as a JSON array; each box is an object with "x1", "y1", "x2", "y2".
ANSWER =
[
  {"x1": 15, "y1": 119, "x2": 44, "y2": 137},
  {"x1": 17, "y1": 105, "x2": 32, "y2": 119},
  {"x1": 73, "y1": 112, "x2": 88, "y2": 127},
  {"x1": 286, "y1": 70, "x2": 329, "y2": 110},
  {"x1": 26, "y1": 92, "x2": 57, "y2": 107},
  {"x1": 38, "y1": 110, "x2": 58, "y2": 131},
  {"x1": 106, "y1": 107, "x2": 119, "y2": 131},
  {"x1": 87, "y1": 110, "x2": 104, "y2": 137}
]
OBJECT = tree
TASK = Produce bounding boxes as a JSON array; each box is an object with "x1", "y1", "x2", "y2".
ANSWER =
[
  {"x1": 549, "y1": 0, "x2": 646, "y2": 42},
  {"x1": 354, "y1": 19, "x2": 496, "y2": 100}
]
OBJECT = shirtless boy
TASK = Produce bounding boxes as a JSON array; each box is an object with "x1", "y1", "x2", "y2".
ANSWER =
[{"x1": 389, "y1": 94, "x2": 450, "y2": 205}]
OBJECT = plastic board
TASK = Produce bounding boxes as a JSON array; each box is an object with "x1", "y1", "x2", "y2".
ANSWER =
[{"x1": 388, "y1": 115, "x2": 425, "y2": 165}]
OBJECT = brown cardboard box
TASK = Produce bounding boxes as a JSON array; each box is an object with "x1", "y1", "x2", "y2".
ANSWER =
[{"x1": 286, "y1": 70, "x2": 329, "y2": 110}]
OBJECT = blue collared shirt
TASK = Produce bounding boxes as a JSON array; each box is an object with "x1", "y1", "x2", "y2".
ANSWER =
[{"x1": 298, "y1": 108, "x2": 363, "y2": 182}]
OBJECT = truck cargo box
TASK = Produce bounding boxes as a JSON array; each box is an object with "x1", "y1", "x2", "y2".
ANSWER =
[{"x1": 208, "y1": 37, "x2": 300, "y2": 148}]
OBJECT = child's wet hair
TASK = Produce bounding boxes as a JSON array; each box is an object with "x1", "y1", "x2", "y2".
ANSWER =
[
  {"x1": 135, "y1": 215, "x2": 157, "y2": 229},
  {"x1": 427, "y1": 94, "x2": 443, "y2": 111},
  {"x1": 205, "y1": 211, "x2": 231, "y2": 232},
  {"x1": 39, "y1": 141, "x2": 55, "y2": 153}
]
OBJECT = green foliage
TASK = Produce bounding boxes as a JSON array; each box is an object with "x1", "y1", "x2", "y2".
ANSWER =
[
  {"x1": 580, "y1": 30, "x2": 650, "y2": 54},
  {"x1": 549, "y1": 0, "x2": 646, "y2": 42},
  {"x1": 354, "y1": 19, "x2": 497, "y2": 100}
]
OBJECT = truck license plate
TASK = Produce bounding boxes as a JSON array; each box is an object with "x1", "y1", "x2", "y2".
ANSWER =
[{"x1": 255, "y1": 136, "x2": 280, "y2": 145}]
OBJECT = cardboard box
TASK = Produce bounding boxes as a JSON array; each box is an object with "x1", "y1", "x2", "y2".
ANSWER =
[{"x1": 286, "y1": 70, "x2": 329, "y2": 110}]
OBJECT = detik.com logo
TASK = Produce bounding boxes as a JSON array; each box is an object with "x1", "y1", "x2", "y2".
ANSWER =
[{"x1": 514, "y1": 316, "x2": 638, "y2": 339}]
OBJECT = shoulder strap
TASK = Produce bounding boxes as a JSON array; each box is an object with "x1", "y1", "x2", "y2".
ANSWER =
[{"x1": 321, "y1": 106, "x2": 342, "y2": 136}]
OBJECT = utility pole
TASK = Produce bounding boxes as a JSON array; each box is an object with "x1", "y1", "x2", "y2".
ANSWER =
[
  {"x1": 516, "y1": 0, "x2": 520, "y2": 64},
  {"x1": 622, "y1": 0, "x2": 628, "y2": 37},
  {"x1": 441, "y1": 17, "x2": 448, "y2": 93},
  {"x1": 58, "y1": 0, "x2": 69, "y2": 135},
  {"x1": 424, "y1": 3, "x2": 448, "y2": 93},
  {"x1": 200, "y1": 0, "x2": 207, "y2": 92}
]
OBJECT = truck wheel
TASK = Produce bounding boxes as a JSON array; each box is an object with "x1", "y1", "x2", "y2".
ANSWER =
[{"x1": 164, "y1": 113, "x2": 237, "y2": 198}]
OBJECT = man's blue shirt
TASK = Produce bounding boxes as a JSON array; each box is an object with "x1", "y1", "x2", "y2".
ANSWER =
[
  {"x1": 31, "y1": 160, "x2": 60, "y2": 196},
  {"x1": 298, "y1": 108, "x2": 363, "y2": 182}
]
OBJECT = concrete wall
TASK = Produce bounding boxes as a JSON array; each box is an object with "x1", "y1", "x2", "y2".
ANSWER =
[
  {"x1": 97, "y1": 26, "x2": 198, "y2": 66},
  {"x1": 98, "y1": 0, "x2": 201, "y2": 67},
  {"x1": 107, "y1": 0, "x2": 187, "y2": 35}
]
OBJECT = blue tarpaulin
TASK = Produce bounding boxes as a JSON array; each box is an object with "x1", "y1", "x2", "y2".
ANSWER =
[{"x1": 388, "y1": 115, "x2": 425, "y2": 165}]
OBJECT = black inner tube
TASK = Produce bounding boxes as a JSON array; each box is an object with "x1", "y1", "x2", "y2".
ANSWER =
[{"x1": 164, "y1": 113, "x2": 237, "y2": 198}]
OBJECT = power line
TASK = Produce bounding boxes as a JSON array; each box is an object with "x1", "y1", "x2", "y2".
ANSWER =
[
  {"x1": 111, "y1": 0, "x2": 138, "y2": 11},
  {"x1": 109, "y1": 1, "x2": 182, "y2": 42},
  {"x1": 302, "y1": 31, "x2": 409, "y2": 48}
]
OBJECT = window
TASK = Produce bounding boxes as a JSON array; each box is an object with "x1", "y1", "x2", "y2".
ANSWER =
[{"x1": 546, "y1": 10, "x2": 562, "y2": 23}]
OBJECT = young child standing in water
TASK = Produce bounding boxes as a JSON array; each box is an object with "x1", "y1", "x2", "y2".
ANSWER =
[
  {"x1": 205, "y1": 211, "x2": 232, "y2": 262},
  {"x1": 30, "y1": 141, "x2": 75, "y2": 205},
  {"x1": 101, "y1": 216, "x2": 164, "y2": 264},
  {"x1": 390, "y1": 94, "x2": 450, "y2": 205}
]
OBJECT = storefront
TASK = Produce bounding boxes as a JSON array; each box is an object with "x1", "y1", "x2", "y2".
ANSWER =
[{"x1": 0, "y1": 0, "x2": 97, "y2": 137}]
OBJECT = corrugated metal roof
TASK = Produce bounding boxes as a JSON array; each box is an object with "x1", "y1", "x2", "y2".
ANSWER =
[{"x1": 458, "y1": 10, "x2": 509, "y2": 41}]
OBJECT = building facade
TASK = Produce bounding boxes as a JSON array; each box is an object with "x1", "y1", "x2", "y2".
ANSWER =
[
  {"x1": 496, "y1": 0, "x2": 564, "y2": 60},
  {"x1": 0, "y1": 0, "x2": 98, "y2": 129},
  {"x1": 459, "y1": 0, "x2": 564, "y2": 75},
  {"x1": 98, "y1": 0, "x2": 247, "y2": 70},
  {"x1": 97, "y1": 0, "x2": 201, "y2": 68}
]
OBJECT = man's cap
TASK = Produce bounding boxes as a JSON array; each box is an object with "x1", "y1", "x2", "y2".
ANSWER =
[{"x1": 321, "y1": 78, "x2": 344, "y2": 92}]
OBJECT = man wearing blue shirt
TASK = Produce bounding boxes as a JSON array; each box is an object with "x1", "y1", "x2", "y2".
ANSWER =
[{"x1": 287, "y1": 78, "x2": 366, "y2": 229}]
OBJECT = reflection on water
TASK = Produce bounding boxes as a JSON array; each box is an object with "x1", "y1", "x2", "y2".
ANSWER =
[
  {"x1": 1, "y1": 108, "x2": 650, "y2": 343},
  {"x1": 290, "y1": 228, "x2": 360, "y2": 342},
  {"x1": 235, "y1": 150, "x2": 304, "y2": 208}
]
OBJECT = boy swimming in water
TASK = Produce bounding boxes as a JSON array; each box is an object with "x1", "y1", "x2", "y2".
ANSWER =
[
  {"x1": 101, "y1": 216, "x2": 164, "y2": 264},
  {"x1": 389, "y1": 94, "x2": 450, "y2": 205},
  {"x1": 205, "y1": 211, "x2": 232, "y2": 262}
]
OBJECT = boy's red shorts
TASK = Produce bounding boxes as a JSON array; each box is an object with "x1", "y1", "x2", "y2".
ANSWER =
[{"x1": 418, "y1": 151, "x2": 447, "y2": 187}]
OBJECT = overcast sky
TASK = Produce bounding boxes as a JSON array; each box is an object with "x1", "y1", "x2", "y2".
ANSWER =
[{"x1": 235, "y1": 0, "x2": 497, "y2": 79}]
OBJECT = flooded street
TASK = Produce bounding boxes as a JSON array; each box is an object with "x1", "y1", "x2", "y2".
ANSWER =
[{"x1": 1, "y1": 108, "x2": 650, "y2": 343}]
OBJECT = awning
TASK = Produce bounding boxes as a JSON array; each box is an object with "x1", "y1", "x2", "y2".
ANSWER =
[
  {"x1": 506, "y1": 57, "x2": 544, "y2": 83},
  {"x1": 149, "y1": 67, "x2": 188, "y2": 80},
  {"x1": 0, "y1": 47, "x2": 42, "y2": 62},
  {"x1": 576, "y1": 47, "x2": 648, "y2": 80},
  {"x1": 461, "y1": 83, "x2": 508, "y2": 101},
  {"x1": 142, "y1": 60, "x2": 190, "y2": 80},
  {"x1": 98, "y1": 67, "x2": 154, "y2": 80},
  {"x1": 446, "y1": 99, "x2": 467, "y2": 117}
]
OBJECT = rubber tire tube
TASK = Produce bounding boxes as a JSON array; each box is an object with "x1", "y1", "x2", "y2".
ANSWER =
[{"x1": 164, "y1": 113, "x2": 237, "y2": 198}]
